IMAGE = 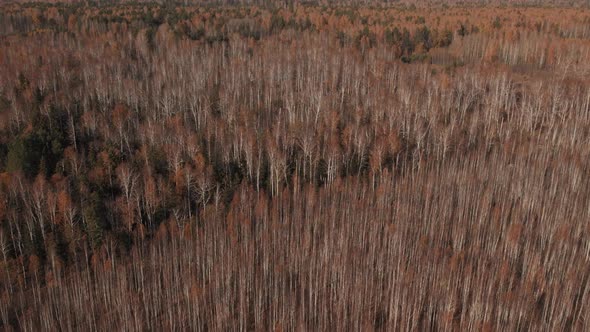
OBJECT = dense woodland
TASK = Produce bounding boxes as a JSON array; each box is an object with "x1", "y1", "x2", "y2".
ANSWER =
[{"x1": 1, "y1": 1, "x2": 590, "y2": 330}]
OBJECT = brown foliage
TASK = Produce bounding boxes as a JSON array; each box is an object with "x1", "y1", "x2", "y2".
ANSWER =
[{"x1": 0, "y1": 2, "x2": 589, "y2": 330}]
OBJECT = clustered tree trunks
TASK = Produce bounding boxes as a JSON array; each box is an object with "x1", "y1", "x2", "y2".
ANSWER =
[{"x1": 0, "y1": 2, "x2": 590, "y2": 330}]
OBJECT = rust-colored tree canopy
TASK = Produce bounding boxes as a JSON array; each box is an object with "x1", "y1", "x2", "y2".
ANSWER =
[{"x1": 1, "y1": 1, "x2": 590, "y2": 330}]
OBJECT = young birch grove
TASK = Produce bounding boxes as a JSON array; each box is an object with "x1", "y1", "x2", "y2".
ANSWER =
[{"x1": 1, "y1": 1, "x2": 590, "y2": 330}]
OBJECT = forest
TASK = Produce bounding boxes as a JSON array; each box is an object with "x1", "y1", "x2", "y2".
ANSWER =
[{"x1": 1, "y1": 0, "x2": 590, "y2": 330}]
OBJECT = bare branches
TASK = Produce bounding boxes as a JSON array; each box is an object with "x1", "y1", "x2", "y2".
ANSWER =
[{"x1": 0, "y1": 2, "x2": 590, "y2": 330}]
